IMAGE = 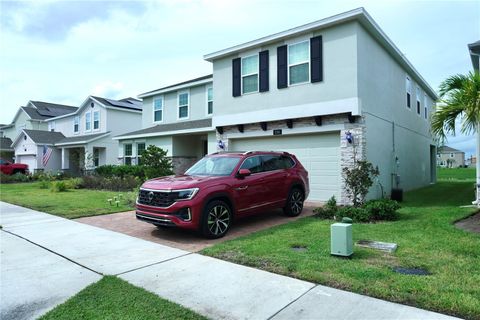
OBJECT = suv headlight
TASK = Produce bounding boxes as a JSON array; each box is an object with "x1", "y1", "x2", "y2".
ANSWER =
[{"x1": 173, "y1": 188, "x2": 199, "y2": 201}]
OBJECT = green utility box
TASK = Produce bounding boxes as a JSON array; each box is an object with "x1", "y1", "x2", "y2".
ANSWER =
[{"x1": 330, "y1": 222, "x2": 353, "y2": 257}]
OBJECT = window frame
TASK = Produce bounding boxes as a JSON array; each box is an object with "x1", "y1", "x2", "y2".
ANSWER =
[
  {"x1": 177, "y1": 90, "x2": 190, "y2": 120},
  {"x1": 206, "y1": 86, "x2": 213, "y2": 116},
  {"x1": 48, "y1": 121, "x2": 55, "y2": 132},
  {"x1": 406, "y1": 76, "x2": 412, "y2": 109},
  {"x1": 73, "y1": 116, "x2": 80, "y2": 134},
  {"x1": 416, "y1": 86, "x2": 421, "y2": 116},
  {"x1": 124, "y1": 143, "x2": 133, "y2": 165},
  {"x1": 93, "y1": 110, "x2": 100, "y2": 131},
  {"x1": 423, "y1": 93, "x2": 428, "y2": 120},
  {"x1": 85, "y1": 111, "x2": 92, "y2": 132},
  {"x1": 241, "y1": 54, "x2": 259, "y2": 95},
  {"x1": 136, "y1": 142, "x2": 146, "y2": 165},
  {"x1": 153, "y1": 96, "x2": 164, "y2": 123},
  {"x1": 287, "y1": 40, "x2": 310, "y2": 86}
]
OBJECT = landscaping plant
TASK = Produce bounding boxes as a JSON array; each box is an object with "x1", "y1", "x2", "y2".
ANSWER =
[
  {"x1": 342, "y1": 160, "x2": 379, "y2": 207},
  {"x1": 140, "y1": 145, "x2": 174, "y2": 179}
]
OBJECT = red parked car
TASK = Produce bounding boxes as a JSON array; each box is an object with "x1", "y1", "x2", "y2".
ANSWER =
[
  {"x1": 136, "y1": 151, "x2": 309, "y2": 238},
  {"x1": 0, "y1": 159, "x2": 29, "y2": 175}
]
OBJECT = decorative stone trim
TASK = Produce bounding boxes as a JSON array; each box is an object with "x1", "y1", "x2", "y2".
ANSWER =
[{"x1": 171, "y1": 156, "x2": 198, "y2": 175}]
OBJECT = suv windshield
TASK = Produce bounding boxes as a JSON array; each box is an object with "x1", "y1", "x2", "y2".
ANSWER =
[{"x1": 185, "y1": 156, "x2": 241, "y2": 176}]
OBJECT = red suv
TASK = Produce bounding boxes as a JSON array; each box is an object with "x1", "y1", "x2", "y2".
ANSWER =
[
  {"x1": 136, "y1": 151, "x2": 309, "y2": 238},
  {"x1": 0, "y1": 159, "x2": 29, "y2": 175}
]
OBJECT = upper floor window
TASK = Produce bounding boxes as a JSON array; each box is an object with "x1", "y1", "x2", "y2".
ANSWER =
[
  {"x1": 93, "y1": 111, "x2": 100, "y2": 130},
  {"x1": 153, "y1": 97, "x2": 163, "y2": 122},
  {"x1": 416, "y1": 86, "x2": 421, "y2": 115},
  {"x1": 74, "y1": 116, "x2": 79, "y2": 133},
  {"x1": 85, "y1": 112, "x2": 91, "y2": 131},
  {"x1": 137, "y1": 143, "x2": 146, "y2": 165},
  {"x1": 241, "y1": 55, "x2": 259, "y2": 94},
  {"x1": 178, "y1": 92, "x2": 189, "y2": 119},
  {"x1": 406, "y1": 76, "x2": 411, "y2": 108},
  {"x1": 48, "y1": 121, "x2": 55, "y2": 132},
  {"x1": 288, "y1": 41, "x2": 310, "y2": 85},
  {"x1": 423, "y1": 94, "x2": 428, "y2": 120},
  {"x1": 207, "y1": 87, "x2": 213, "y2": 115},
  {"x1": 124, "y1": 144, "x2": 132, "y2": 165}
]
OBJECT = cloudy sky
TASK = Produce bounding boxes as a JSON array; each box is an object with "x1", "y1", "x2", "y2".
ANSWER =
[{"x1": 0, "y1": 0, "x2": 478, "y2": 156}]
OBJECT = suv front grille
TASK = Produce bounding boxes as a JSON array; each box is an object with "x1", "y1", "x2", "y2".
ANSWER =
[{"x1": 138, "y1": 189, "x2": 176, "y2": 208}]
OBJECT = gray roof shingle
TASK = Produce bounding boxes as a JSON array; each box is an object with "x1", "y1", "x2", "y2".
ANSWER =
[
  {"x1": 438, "y1": 146, "x2": 464, "y2": 153},
  {"x1": 0, "y1": 137, "x2": 13, "y2": 150},
  {"x1": 31, "y1": 101, "x2": 77, "y2": 117},
  {"x1": 23, "y1": 129, "x2": 66, "y2": 144},
  {"x1": 56, "y1": 132, "x2": 110, "y2": 145},
  {"x1": 116, "y1": 118, "x2": 212, "y2": 138},
  {"x1": 91, "y1": 96, "x2": 142, "y2": 111},
  {"x1": 139, "y1": 75, "x2": 212, "y2": 97}
]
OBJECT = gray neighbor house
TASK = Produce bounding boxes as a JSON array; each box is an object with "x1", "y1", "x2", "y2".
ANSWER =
[{"x1": 117, "y1": 8, "x2": 437, "y2": 205}]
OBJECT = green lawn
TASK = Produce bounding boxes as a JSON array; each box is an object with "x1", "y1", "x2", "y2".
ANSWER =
[
  {"x1": 437, "y1": 167, "x2": 476, "y2": 181},
  {"x1": 202, "y1": 181, "x2": 480, "y2": 319},
  {"x1": 0, "y1": 182, "x2": 134, "y2": 219},
  {"x1": 40, "y1": 276, "x2": 206, "y2": 320}
]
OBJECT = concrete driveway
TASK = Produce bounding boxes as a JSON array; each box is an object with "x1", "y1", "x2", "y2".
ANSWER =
[{"x1": 76, "y1": 207, "x2": 315, "y2": 252}]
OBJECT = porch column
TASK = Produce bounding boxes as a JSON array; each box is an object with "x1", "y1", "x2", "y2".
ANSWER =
[
  {"x1": 84, "y1": 145, "x2": 94, "y2": 170},
  {"x1": 61, "y1": 148, "x2": 69, "y2": 170}
]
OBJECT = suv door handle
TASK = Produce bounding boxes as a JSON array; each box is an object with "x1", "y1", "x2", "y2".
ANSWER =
[{"x1": 234, "y1": 186, "x2": 248, "y2": 191}]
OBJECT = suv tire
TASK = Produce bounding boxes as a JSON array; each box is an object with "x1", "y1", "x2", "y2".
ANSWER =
[
  {"x1": 283, "y1": 188, "x2": 304, "y2": 217},
  {"x1": 201, "y1": 200, "x2": 232, "y2": 239}
]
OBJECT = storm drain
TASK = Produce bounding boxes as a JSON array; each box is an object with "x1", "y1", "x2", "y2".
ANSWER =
[
  {"x1": 392, "y1": 267, "x2": 431, "y2": 276},
  {"x1": 291, "y1": 245, "x2": 307, "y2": 252}
]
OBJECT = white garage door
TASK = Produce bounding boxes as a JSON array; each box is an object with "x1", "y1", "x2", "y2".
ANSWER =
[
  {"x1": 229, "y1": 132, "x2": 340, "y2": 202},
  {"x1": 16, "y1": 155, "x2": 37, "y2": 171}
]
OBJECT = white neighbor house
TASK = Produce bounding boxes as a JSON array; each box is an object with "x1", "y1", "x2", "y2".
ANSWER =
[
  {"x1": 11, "y1": 96, "x2": 142, "y2": 174},
  {"x1": 117, "y1": 8, "x2": 438, "y2": 204}
]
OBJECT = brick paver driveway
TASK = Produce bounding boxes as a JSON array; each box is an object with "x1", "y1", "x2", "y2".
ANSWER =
[{"x1": 77, "y1": 207, "x2": 315, "y2": 252}]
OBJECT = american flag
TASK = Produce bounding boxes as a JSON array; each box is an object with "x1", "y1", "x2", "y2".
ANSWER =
[{"x1": 42, "y1": 145, "x2": 52, "y2": 167}]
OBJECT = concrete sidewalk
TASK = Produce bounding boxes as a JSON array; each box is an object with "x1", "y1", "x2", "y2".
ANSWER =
[{"x1": 0, "y1": 202, "x2": 459, "y2": 320}]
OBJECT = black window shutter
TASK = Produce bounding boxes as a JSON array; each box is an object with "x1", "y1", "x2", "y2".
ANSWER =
[
  {"x1": 232, "y1": 58, "x2": 241, "y2": 97},
  {"x1": 310, "y1": 36, "x2": 323, "y2": 83},
  {"x1": 277, "y1": 45, "x2": 288, "y2": 89},
  {"x1": 259, "y1": 50, "x2": 269, "y2": 92}
]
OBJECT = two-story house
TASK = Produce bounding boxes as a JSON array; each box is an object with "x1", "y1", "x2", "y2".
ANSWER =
[
  {"x1": 11, "y1": 96, "x2": 142, "y2": 173},
  {"x1": 203, "y1": 7, "x2": 437, "y2": 203},
  {"x1": 0, "y1": 101, "x2": 77, "y2": 140},
  {"x1": 437, "y1": 146, "x2": 465, "y2": 168},
  {"x1": 114, "y1": 75, "x2": 216, "y2": 174}
]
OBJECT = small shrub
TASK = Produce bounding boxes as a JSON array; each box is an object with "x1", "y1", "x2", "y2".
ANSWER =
[
  {"x1": 64, "y1": 178, "x2": 83, "y2": 190},
  {"x1": 336, "y1": 206, "x2": 372, "y2": 223},
  {"x1": 80, "y1": 175, "x2": 140, "y2": 191},
  {"x1": 51, "y1": 181, "x2": 67, "y2": 192},
  {"x1": 314, "y1": 196, "x2": 338, "y2": 219},
  {"x1": 364, "y1": 199, "x2": 401, "y2": 221},
  {"x1": 343, "y1": 160, "x2": 379, "y2": 207},
  {"x1": 38, "y1": 180, "x2": 51, "y2": 189},
  {"x1": 0, "y1": 172, "x2": 31, "y2": 183}
]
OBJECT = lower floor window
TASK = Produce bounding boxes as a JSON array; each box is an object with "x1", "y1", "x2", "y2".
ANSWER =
[
  {"x1": 124, "y1": 144, "x2": 132, "y2": 165},
  {"x1": 93, "y1": 149, "x2": 99, "y2": 167},
  {"x1": 137, "y1": 143, "x2": 146, "y2": 165}
]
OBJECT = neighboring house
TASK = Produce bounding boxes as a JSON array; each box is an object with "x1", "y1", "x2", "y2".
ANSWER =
[
  {"x1": 437, "y1": 146, "x2": 465, "y2": 168},
  {"x1": 114, "y1": 75, "x2": 215, "y2": 174},
  {"x1": 11, "y1": 96, "x2": 143, "y2": 173},
  {"x1": 0, "y1": 137, "x2": 14, "y2": 162},
  {"x1": 0, "y1": 101, "x2": 77, "y2": 140},
  {"x1": 466, "y1": 156, "x2": 477, "y2": 168},
  {"x1": 117, "y1": 8, "x2": 437, "y2": 204}
]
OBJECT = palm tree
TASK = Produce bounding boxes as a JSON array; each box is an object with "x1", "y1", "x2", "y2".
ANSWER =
[{"x1": 431, "y1": 71, "x2": 480, "y2": 206}]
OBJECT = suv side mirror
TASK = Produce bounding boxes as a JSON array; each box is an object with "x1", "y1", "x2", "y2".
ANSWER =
[{"x1": 237, "y1": 169, "x2": 251, "y2": 177}]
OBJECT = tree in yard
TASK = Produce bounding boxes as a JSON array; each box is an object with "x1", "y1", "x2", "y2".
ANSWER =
[
  {"x1": 342, "y1": 160, "x2": 379, "y2": 207},
  {"x1": 140, "y1": 145, "x2": 174, "y2": 179},
  {"x1": 431, "y1": 71, "x2": 480, "y2": 206}
]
